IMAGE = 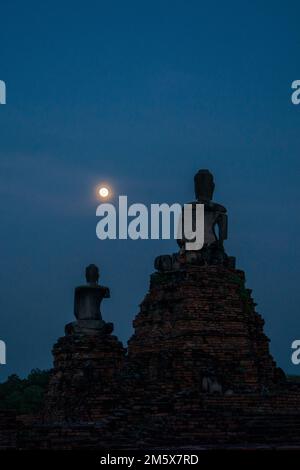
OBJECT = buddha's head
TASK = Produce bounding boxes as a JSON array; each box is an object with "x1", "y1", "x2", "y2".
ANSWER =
[
  {"x1": 85, "y1": 264, "x2": 99, "y2": 285},
  {"x1": 194, "y1": 169, "x2": 215, "y2": 202}
]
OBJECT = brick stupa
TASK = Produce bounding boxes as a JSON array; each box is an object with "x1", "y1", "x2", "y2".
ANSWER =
[
  {"x1": 44, "y1": 264, "x2": 126, "y2": 423},
  {"x1": 128, "y1": 170, "x2": 281, "y2": 396}
]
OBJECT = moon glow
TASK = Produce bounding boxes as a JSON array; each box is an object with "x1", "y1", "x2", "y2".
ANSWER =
[{"x1": 99, "y1": 187, "x2": 110, "y2": 198}]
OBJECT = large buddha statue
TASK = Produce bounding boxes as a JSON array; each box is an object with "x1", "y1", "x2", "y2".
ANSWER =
[
  {"x1": 155, "y1": 169, "x2": 235, "y2": 272},
  {"x1": 178, "y1": 169, "x2": 228, "y2": 250}
]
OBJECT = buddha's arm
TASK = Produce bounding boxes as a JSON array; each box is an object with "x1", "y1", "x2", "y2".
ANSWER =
[
  {"x1": 74, "y1": 288, "x2": 80, "y2": 319},
  {"x1": 101, "y1": 286, "x2": 110, "y2": 298},
  {"x1": 218, "y1": 213, "x2": 228, "y2": 241}
]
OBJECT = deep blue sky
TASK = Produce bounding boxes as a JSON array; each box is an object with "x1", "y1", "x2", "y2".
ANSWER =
[{"x1": 0, "y1": 1, "x2": 300, "y2": 380}]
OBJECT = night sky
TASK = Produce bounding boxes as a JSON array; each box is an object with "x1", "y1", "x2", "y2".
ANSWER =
[{"x1": 0, "y1": 1, "x2": 300, "y2": 380}]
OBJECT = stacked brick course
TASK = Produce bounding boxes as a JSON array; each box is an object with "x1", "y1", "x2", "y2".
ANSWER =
[
  {"x1": 0, "y1": 410, "x2": 17, "y2": 449},
  {"x1": 128, "y1": 265, "x2": 279, "y2": 395},
  {"x1": 44, "y1": 327, "x2": 126, "y2": 423}
]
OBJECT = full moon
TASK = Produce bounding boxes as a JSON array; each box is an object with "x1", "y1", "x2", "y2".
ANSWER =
[{"x1": 99, "y1": 187, "x2": 109, "y2": 198}]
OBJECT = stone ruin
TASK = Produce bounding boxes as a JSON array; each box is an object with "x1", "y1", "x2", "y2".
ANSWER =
[{"x1": 4, "y1": 169, "x2": 300, "y2": 449}]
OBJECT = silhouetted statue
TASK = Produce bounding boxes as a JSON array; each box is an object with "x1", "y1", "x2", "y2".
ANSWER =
[
  {"x1": 180, "y1": 169, "x2": 228, "y2": 248},
  {"x1": 65, "y1": 264, "x2": 113, "y2": 335},
  {"x1": 155, "y1": 169, "x2": 235, "y2": 272},
  {"x1": 74, "y1": 264, "x2": 110, "y2": 321}
]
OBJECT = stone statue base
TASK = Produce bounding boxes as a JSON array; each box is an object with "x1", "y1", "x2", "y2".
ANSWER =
[
  {"x1": 154, "y1": 243, "x2": 236, "y2": 273},
  {"x1": 65, "y1": 319, "x2": 113, "y2": 336}
]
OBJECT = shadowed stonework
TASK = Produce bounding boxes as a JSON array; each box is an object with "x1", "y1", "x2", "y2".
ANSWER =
[{"x1": 3, "y1": 170, "x2": 300, "y2": 449}]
